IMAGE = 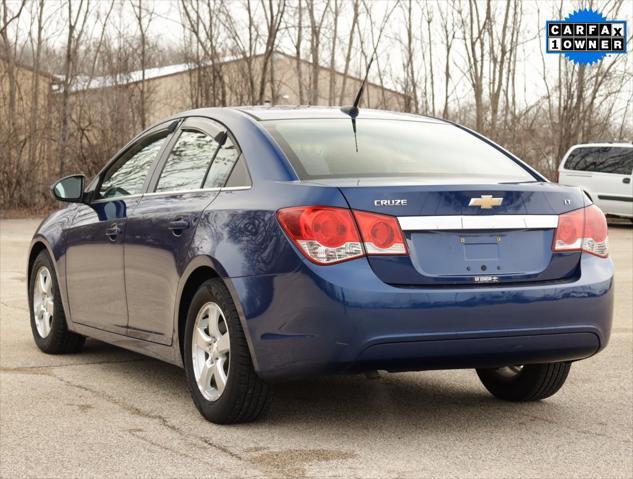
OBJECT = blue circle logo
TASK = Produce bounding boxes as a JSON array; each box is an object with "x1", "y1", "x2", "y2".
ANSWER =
[
  {"x1": 546, "y1": 8, "x2": 627, "y2": 65},
  {"x1": 564, "y1": 9, "x2": 608, "y2": 65}
]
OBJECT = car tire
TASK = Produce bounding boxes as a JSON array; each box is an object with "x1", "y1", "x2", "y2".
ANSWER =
[
  {"x1": 183, "y1": 279, "x2": 271, "y2": 424},
  {"x1": 476, "y1": 362, "x2": 571, "y2": 402},
  {"x1": 28, "y1": 250, "x2": 85, "y2": 354}
]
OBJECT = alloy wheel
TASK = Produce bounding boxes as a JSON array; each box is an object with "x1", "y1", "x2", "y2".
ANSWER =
[
  {"x1": 191, "y1": 302, "x2": 231, "y2": 401},
  {"x1": 33, "y1": 266, "x2": 54, "y2": 338}
]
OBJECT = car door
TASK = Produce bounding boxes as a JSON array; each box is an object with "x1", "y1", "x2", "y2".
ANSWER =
[
  {"x1": 65, "y1": 126, "x2": 174, "y2": 334},
  {"x1": 586, "y1": 147, "x2": 633, "y2": 216},
  {"x1": 124, "y1": 117, "x2": 242, "y2": 344},
  {"x1": 559, "y1": 146, "x2": 597, "y2": 191}
]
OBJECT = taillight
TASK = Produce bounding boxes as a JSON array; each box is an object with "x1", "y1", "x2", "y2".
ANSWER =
[
  {"x1": 277, "y1": 206, "x2": 364, "y2": 264},
  {"x1": 277, "y1": 206, "x2": 407, "y2": 265},
  {"x1": 552, "y1": 205, "x2": 608, "y2": 257},
  {"x1": 352, "y1": 210, "x2": 407, "y2": 255},
  {"x1": 555, "y1": 170, "x2": 560, "y2": 183}
]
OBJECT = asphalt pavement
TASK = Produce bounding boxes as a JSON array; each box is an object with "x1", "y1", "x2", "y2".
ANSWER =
[{"x1": 1, "y1": 218, "x2": 631, "y2": 478}]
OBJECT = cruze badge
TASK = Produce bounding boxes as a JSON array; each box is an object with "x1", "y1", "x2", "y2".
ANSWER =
[
  {"x1": 374, "y1": 199, "x2": 408, "y2": 206},
  {"x1": 469, "y1": 195, "x2": 503, "y2": 209}
]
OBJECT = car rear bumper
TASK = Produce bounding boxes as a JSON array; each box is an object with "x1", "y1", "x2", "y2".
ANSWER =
[
  {"x1": 353, "y1": 332, "x2": 599, "y2": 372},
  {"x1": 229, "y1": 254, "x2": 614, "y2": 381}
]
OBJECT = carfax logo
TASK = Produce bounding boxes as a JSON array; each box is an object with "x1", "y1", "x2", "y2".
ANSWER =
[{"x1": 546, "y1": 8, "x2": 627, "y2": 65}]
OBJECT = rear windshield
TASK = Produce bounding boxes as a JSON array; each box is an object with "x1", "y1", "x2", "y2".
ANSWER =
[
  {"x1": 264, "y1": 119, "x2": 536, "y2": 181},
  {"x1": 564, "y1": 146, "x2": 633, "y2": 175}
]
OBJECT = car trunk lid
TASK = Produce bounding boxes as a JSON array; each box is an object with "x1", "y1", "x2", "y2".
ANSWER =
[{"x1": 335, "y1": 181, "x2": 585, "y2": 286}]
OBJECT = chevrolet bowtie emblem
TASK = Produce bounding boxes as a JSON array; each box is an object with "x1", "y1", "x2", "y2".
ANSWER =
[{"x1": 469, "y1": 195, "x2": 503, "y2": 209}]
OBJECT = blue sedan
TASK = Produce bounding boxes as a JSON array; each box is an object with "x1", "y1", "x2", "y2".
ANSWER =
[{"x1": 28, "y1": 107, "x2": 613, "y2": 423}]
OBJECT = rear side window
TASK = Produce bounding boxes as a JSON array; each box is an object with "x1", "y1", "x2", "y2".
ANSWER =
[
  {"x1": 264, "y1": 119, "x2": 535, "y2": 181},
  {"x1": 601, "y1": 148, "x2": 633, "y2": 174},
  {"x1": 565, "y1": 146, "x2": 633, "y2": 174},
  {"x1": 225, "y1": 156, "x2": 251, "y2": 187},
  {"x1": 156, "y1": 130, "x2": 221, "y2": 192},
  {"x1": 203, "y1": 136, "x2": 241, "y2": 188}
]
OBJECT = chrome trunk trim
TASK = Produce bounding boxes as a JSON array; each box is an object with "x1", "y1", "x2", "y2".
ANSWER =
[{"x1": 397, "y1": 215, "x2": 559, "y2": 231}]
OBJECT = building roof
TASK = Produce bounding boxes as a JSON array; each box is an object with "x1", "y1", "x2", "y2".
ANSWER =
[
  {"x1": 64, "y1": 53, "x2": 245, "y2": 93},
  {"x1": 64, "y1": 51, "x2": 403, "y2": 97}
]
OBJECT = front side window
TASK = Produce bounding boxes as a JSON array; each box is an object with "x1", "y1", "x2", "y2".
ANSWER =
[
  {"x1": 99, "y1": 135, "x2": 167, "y2": 198},
  {"x1": 203, "y1": 136, "x2": 241, "y2": 188},
  {"x1": 156, "y1": 130, "x2": 221, "y2": 192},
  {"x1": 264, "y1": 119, "x2": 536, "y2": 181}
]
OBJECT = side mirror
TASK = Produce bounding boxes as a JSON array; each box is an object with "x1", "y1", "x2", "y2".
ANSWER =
[{"x1": 51, "y1": 174, "x2": 85, "y2": 203}]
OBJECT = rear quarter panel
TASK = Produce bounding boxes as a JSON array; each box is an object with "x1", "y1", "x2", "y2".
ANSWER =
[
  {"x1": 189, "y1": 181, "x2": 350, "y2": 278},
  {"x1": 180, "y1": 179, "x2": 353, "y2": 369}
]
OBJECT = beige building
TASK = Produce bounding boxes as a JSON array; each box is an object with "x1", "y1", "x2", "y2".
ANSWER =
[
  {"x1": 1, "y1": 55, "x2": 55, "y2": 146},
  {"x1": 68, "y1": 51, "x2": 407, "y2": 126},
  {"x1": 1, "y1": 56, "x2": 56, "y2": 208},
  {"x1": 1, "y1": 51, "x2": 407, "y2": 208}
]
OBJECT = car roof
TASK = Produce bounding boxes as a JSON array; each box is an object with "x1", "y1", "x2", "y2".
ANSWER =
[
  {"x1": 229, "y1": 106, "x2": 446, "y2": 123},
  {"x1": 150, "y1": 107, "x2": 446, "y2": 132}
]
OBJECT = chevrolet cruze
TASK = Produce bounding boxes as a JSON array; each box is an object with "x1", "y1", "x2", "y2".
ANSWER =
[{"x1": 28, "y1": 107, "x2": 614, "y2": 423}]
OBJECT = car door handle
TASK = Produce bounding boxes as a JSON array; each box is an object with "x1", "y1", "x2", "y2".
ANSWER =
[
  {"x1": 623, "y1": 177, "x2": 631, "y2": 184},
  {"x1": 168, "y1": 218, "x2": 191, "y2": 235},
  {"x1": 105, "y1": 223, "x2": 122, "y2": 241}
]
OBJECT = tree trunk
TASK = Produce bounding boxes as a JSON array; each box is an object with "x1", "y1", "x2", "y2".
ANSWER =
[
  {"x1": 328, "y1": 0, "x2": 339, "y2": 105},
  {"x1": 26, "y1": 0, "x2": 45, "y2": 206},
  {"x1": 338, "y1": 0, "x2": 358, "y2": 104}
]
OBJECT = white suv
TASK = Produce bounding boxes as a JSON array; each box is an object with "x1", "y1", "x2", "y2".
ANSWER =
[{"x1": 558, "y1": 143, "x2": 633, "y2": 219}]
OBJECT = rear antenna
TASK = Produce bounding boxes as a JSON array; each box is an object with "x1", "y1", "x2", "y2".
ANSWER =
[{"x1": 341, "y1": 53, "x2": 375, "y2": 152}]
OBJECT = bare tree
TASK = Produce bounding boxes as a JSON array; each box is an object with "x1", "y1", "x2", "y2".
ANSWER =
[
  {"x1": 181, "y1": 0, "x2": 227, "y2": 106},
  {"x1": 258, "y1": 0, "x2": 286, "y2": 104},
  {"x1": 458, "y1": 0, "x2": 490, "y2": 132},
  {"x1": 0, "y1": 0, "x2": 24, "y2": 37},
  {"x1": 486, "y1": 0, "x2": 514, "y2": 132},
  {"x1": 424, "y1": 2, "x2": 435, "y2": 116},
  {"x1": 503, "y1": 0, "x2": 523, "y2": 131},
  {"x1": 306, "y1": 0, "x2": 330, "y2": 104},
  {"x1": 338, "y1": 0, "x2": 359, "y2": 104},
  {"x1": 130, "y1": 0, "x2": 154, "y2": 129},
  {"x1": 0, "y1": 0, "x2": 27, "y2": 206},
  {"x1": 438, "y1": 1, "x2": 456, "y2": 119},
  {"x1": 58, "y1": 0, "x2": 91, "y2": 176},
  {"x1": 293, "y1": 0, "x2": 305, "y2": 103},
  {"x1": 26, "y1": 0, "x2": 45, "y2": 183},
  {"x1": 360, "y1": 0, "x2": 398, "y2": 108},
  {"x1": 399, "y1": 0, "x2": 419, "y2": 113},
  {"x1": 2, "y1": 0, "x2": 632, "y2": 212},
  {"x1": 327, "y1": 0, "x2": 339, "y2": 105}
]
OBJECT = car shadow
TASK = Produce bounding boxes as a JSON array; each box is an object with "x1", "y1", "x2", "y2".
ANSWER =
[
  {"x1": 80, "y1": 339, "x2": 564, "y2": 433},
  {"x1": 264, "y1": 373, "x2": 546, "y2": 428}
]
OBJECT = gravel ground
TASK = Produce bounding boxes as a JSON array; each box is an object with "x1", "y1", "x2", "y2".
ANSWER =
[{"x1": 1, "y1": 218, "x2": 631, "y2": 479}]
